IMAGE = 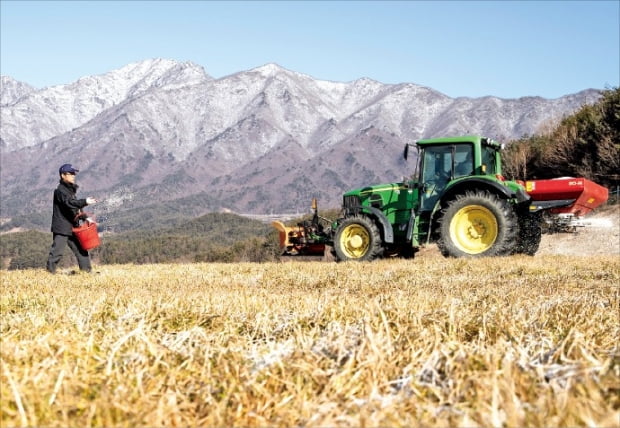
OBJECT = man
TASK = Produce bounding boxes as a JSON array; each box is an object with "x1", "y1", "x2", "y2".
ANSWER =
[{"x1": 46, "y1": 164, "x2": 98, "y2": 274}]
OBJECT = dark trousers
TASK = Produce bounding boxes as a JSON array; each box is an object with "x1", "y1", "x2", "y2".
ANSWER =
[{"x1": 46, "y1": 233, "x2": 92, "y2": 273}]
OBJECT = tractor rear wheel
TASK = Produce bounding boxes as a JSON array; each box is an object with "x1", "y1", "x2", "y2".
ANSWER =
[
  {"x1": 334, "y1": 215, "x2": 383, "y2": 261},
  {"x1": 437, "y1": 191, "x2": 518, "y2": 257},
  {"x1": 514, "y1": 211, "x2": 542, "y2": 255}
]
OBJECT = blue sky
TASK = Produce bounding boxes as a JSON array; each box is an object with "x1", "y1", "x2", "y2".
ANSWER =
[{"x1": 1, "y1": 0, "x2": 618, "y2": 98}]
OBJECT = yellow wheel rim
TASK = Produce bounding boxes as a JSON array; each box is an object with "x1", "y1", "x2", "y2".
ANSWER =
[
  {"x1": 450, "y1": 205, "x2": 498, "y2": 254},
  {"x1": 339, "y1": 224, "x2": 370, "y2": 258}
]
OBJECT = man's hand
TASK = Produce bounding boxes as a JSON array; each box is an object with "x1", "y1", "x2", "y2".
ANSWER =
[{"x1": 86, "y1": 197, "x2": 98, "y2": 205}]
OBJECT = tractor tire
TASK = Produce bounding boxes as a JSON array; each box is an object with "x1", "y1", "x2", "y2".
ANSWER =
[
  {"x1": 437, "y1": 190, "x2": 519, "y2": 258},
  {"x1": 334, "y1": 215, "x2": 383, "y2": 261},
  {"x1": 514, "y1": 211, "x2": 542, "y2": 256}
]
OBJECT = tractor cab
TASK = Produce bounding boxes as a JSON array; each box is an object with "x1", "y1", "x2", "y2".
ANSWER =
[{"x1": 413, "y1": 136, "x2": 503, "y2": 212}]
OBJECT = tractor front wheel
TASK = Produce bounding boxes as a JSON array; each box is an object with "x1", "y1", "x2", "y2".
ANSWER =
[
  {"x1": 334, "y1": 215, "x2": 383, "y2": 261},
  {"x1": 437, "y1": 191, "x2": 518, "y2": 257}
]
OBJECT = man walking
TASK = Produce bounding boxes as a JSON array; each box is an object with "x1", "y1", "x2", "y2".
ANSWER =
[{"x1": 46, "y1": 164, "x2": 98, "y2": 274}]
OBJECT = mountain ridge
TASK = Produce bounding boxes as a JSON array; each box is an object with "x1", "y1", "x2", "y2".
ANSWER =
[{"x1": 0, "y1": 59, "x2": 602, "y2": 222}]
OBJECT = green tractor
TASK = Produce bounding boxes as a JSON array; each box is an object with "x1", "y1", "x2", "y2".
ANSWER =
[{"x1": 274, "y1": 135, "x2": 608, "y2": 260}]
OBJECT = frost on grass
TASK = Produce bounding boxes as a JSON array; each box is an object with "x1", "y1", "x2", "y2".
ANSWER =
[{"x1": 310, "y1": 320, "x2": 364, "y2": 365}]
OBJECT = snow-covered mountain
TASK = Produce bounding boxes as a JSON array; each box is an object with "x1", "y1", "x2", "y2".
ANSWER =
[
  {"x1": 1, "y1": 76, "x2": 36, "y2": 106},
  {"x1": 0, "y1": 59, "x2": 602, "y2": 221}
]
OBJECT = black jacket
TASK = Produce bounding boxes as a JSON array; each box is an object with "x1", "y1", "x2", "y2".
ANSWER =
[{"x1": 51, "y1": 180, "x2": 88, "y2": 235}]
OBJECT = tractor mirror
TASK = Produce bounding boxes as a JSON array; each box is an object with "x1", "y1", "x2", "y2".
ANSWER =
[{"x1": 403, "y1": 144, "x2": 409, "y2": 160}]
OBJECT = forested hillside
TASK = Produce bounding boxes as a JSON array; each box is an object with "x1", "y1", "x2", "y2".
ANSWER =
[
  {"x1": 503, "y1": 87, "x2": 619, "y2": 187},
  {"x1": 1, "y1": 213, "x2": 280, "y2": 270}
]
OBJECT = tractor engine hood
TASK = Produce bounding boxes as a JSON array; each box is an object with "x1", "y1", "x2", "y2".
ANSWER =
[{"x1": 343, "y1": 182, "x2": 408, "y2": 197}]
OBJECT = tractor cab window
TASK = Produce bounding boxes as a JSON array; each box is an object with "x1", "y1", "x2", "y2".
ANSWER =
[
  {"x1": 420, "y1": 145, "x2": 452, "y2": 211},
  {"x1": 454, "y1": 144, "x2": 474, "y2": 177}
]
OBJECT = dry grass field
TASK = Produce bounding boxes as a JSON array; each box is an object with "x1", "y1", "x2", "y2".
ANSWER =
[{"x1": 1, "y1": 252, "x2": 619, "y2": 427}]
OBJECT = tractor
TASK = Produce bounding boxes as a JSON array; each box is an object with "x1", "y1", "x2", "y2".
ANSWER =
[{"x1": 273, "y1": 135, "x2": 608, "y2": 261}]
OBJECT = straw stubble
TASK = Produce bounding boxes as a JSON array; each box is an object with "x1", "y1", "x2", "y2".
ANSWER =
[{"x1": 1, "y1": 255, "x2": 618, "y2": 427}]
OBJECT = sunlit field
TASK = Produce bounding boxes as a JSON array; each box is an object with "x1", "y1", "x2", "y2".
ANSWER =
[{"x1": 1, "y1": 255, "x2": 619, "y2": 427}]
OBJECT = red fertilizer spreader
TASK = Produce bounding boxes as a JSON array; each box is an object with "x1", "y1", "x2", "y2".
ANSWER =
[{"x1": 524, "y1": 177, "x2": 609, "y2": 232}]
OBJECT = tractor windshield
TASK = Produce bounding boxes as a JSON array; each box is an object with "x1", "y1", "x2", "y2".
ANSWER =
[{"x1": 419, "y1": 143, "x2": 474, "y2": 211}]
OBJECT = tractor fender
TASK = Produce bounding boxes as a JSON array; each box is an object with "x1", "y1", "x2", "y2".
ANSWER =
[
  {"x1": 438, "y1": 177, "x2": 528, "y2": 208},
  {"x1": 346, "y1": 206, "x2": 394, "y2": 244}
]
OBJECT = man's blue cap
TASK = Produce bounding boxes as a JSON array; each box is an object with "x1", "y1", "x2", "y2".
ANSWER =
[{"x1": 59, "y1": 164, "x2": 79, "y2": 174}]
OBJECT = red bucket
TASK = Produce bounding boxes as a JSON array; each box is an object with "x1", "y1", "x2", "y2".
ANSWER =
[{"x1": 72, "y1": 221, "x2": 100, "y2": 250}]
